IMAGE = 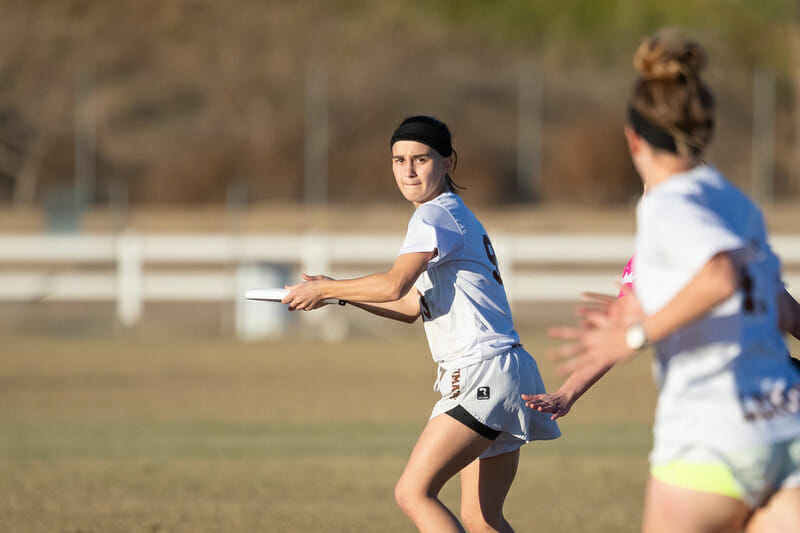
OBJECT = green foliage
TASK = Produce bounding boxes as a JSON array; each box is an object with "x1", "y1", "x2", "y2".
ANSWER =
[{"x1": 421, "y1": 0, "x2": 795, "y2": 69}]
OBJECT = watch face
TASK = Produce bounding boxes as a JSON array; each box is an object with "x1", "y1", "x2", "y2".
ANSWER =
[{"x1": 626, "y1": 325, "x2": 646, "y2": 350}]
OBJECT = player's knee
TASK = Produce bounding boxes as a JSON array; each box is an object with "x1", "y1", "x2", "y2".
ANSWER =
[
  {"x1": 394, "y1": 478, "x2": 421, "y2": 516},
  {"x1": 393, "y1": 481, "x2": 410, "y2": 514},
  {"x1": 395, "y1": 476, "x2": 442, "y2": 518}
]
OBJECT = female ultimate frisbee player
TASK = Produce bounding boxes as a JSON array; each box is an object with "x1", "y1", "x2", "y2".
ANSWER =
[
  {"x1": 538, "y1": 28, "x2": 800, "y2": 533},
  {"x1": 282, "y1": 115, "x2": 560, "y2": 532}
]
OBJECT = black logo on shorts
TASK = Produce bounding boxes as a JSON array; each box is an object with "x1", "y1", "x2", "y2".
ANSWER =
[{"x1": 477, "y1": 387, "x2": 490, "y2": 400}]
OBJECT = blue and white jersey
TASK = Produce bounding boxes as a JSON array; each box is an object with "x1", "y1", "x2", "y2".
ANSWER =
[
  {"x1": 634, "y1": 164, "x2": 800, "y2": 464},
  {"x1": 397, "y1": 192, "x2": 519, "y2": 369}
]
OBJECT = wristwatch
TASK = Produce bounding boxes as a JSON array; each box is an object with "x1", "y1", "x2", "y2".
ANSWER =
[{"x1": 625, "y1": 323, "x2": 648, "y2": 351}]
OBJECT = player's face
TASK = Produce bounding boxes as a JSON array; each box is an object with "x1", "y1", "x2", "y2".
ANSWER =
[{"x1": 391, "y1": 140, "x2": 451, "y2": 207}]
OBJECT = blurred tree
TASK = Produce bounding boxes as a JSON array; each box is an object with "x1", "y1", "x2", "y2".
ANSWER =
[
  {"x1": 793, "y1": 20, "x2": 800, "y2": 196},
  {"x1": 0, "y1": 0, "x2": 797, "y2": 207}
]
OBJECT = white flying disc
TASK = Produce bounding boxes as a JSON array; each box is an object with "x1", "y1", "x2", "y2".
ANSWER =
[
  {"x1": 245, "y1": 288, "x2": 341, "y2": 305},
  {"x1": 245, "y1": 288, "x2": 289, "y2": 302}
]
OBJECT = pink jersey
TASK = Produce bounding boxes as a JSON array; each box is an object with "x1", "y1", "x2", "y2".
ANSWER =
[{"x1": 619, "y1": 254, "x2": 635, "y2": 298}]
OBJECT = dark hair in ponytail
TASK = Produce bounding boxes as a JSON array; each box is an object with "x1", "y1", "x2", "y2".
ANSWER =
[{"x1": 628, "y1": 28, "x2": 715, "y2": 158}]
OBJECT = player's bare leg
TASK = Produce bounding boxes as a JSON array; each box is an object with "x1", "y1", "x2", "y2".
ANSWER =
[
  {"x1": 459, "y1": 449, "x2": 519, "y2": 533},
  {"x1": 745, "y1": 487, "x2": 800, "y2": 533},
  {"x1": 395, "y1": 414, "x2": 494, "y2": 533},
  {"x1": 642, "y1": 476, "x2": 750, "y2": 533}
]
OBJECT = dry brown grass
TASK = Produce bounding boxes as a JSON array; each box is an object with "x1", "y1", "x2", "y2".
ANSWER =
[
  {"x1": 1, "y1": 330, "x2": 796, "y2": 532},
  {"x1": 0, "y1": 329, "x2": 657, "y2": 532}
]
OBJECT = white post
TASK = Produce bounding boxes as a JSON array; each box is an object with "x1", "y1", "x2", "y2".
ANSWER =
[
  {"x1": 235, "y1": 263, "x2": 290, "y2": 341},
  {"x1": 116, "y1": 232, "x2": 143, "y2": 327},
  {"x1": 301, "y1": 232, "x2": 348, "y2": 342}
]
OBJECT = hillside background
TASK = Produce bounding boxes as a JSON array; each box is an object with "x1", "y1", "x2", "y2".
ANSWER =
[{"x1": 0, "y1": 0, "x2": 799, "y2": 219}]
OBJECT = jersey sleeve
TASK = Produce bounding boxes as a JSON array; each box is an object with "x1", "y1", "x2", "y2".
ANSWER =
[
  {"x1": 397, "y1": 203, "x2": 463, "y2": 265},
  {"x1": 618, "y1": 255, "x2": 635, "y2": 298},
  {"x1": 640, "y1": 192, "x2": 745, "y2": 274}
]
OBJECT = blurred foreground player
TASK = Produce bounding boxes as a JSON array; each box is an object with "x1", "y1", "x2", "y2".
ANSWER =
[{"x1": 532, "y1": 28, "x2": 800, "y2": 533}]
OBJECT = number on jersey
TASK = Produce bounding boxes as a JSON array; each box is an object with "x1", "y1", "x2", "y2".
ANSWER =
[
  {"x1": 483, "y1": 235, "x2": 503, "y2": 285},
  {"x1": 739, "y1": 265, "x2": 765, "y2": 314}
]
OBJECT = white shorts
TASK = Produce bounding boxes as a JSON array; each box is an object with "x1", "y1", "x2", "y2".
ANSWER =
[
  {"x1": 430, "y1": 347, "x2": 561, "y2": 459},
  {"x1": 651, "y1": 437, "x2": 800, "y2": 508}
]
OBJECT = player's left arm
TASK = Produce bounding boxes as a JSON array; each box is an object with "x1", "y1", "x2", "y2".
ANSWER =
[
  {"x1": 283, "y1": 251, "x2": 434, "y2": 312},
  {"x1": 640, "y1": 251, "x2": 739, "y2": 343},
  {"x1": 552, "y1": 251, "x2": 739, "y2": 375},
  {"x1": 523, "y1": 360, "x2": 613, "y2": 420},
  {"x1": 523, "y1": 291, "x2": 639, "y2": 418}
]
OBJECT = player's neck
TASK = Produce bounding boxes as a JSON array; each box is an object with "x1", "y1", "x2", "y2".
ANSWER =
[{"x1": 643, "y1": 155, "x2": 701, "y2": 190}]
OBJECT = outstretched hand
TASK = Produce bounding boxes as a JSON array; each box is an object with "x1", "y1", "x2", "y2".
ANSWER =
[
  {"x1": 520, "y1": 290, "x2": 645, "y2": 420},
  {"x1": 522, "y1": 390, "x2": 574, "y2": 420},
  {"x1": 547, "y1": 289, "x2": 645, "y2": 377},
  {"x1": 282, "y1": 273, "x2": 334, "y2": 311}
]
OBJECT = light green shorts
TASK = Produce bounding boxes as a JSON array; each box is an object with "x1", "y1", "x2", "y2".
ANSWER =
[{"x1": 651, "y1": 438, "x2": 800, "y2": 508}]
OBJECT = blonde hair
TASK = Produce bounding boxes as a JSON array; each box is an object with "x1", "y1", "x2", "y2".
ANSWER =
[{"x1": 628, "y1": 28, "x2": 715, "y2": 157}]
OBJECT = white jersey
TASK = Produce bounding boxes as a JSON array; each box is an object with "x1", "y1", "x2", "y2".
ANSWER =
[
  {"x1": 397, "y1": 192, "x2": 519, "y2": 369},
  {"x1": 635, "y1": 165, "x2": 800, "y2": 465}
]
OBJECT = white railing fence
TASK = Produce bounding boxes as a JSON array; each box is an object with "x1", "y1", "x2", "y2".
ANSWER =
[{"x1": 1, "y1": 232, "x2": 799, "y2": 341}]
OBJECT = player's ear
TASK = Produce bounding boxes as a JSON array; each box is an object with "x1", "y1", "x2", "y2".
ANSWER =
[
  {"x1": 623, "y1": 125, "x2": 640, "y2": 156},
  {"x1": 442, "y1": 154, "x2": 453, "y2": 176}
]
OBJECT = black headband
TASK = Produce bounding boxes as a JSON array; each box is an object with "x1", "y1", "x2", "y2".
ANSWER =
[
  {"x1": 390, "y1": 118, "x2": 453, "y2": 157},
  {"x1": 627, "y1": 106, "x2": 678, "y2": 154}
]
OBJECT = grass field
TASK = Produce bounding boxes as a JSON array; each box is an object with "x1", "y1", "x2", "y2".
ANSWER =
[
  {"x1": 2, "y1": 328, "x2": 797, "y2": 532},
  {"x1": 0, "y1": 327, "x2": 654, "y2": 533},
  {"x1": 0, "y1": 327, "x2": 661, "y2": 532}
]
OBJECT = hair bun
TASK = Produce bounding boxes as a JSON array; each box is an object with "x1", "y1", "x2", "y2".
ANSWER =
[{"x1": 633, "y1": 28, "x2": 706, "y2": 81}]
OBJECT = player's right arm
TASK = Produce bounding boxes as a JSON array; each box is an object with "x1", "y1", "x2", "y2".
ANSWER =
[
  {"x1": 292, "y1": 274, "x2": 422, "y2": 323},
  {"x1": 346, "y1": 284, "x2": 422, "y2": 323},
  {"x1": 283, "y1": 251, "x2": 432, "y2": 321},
  {"x1": 299, "y1": 274, "x2": 422, "y2": 322}
]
